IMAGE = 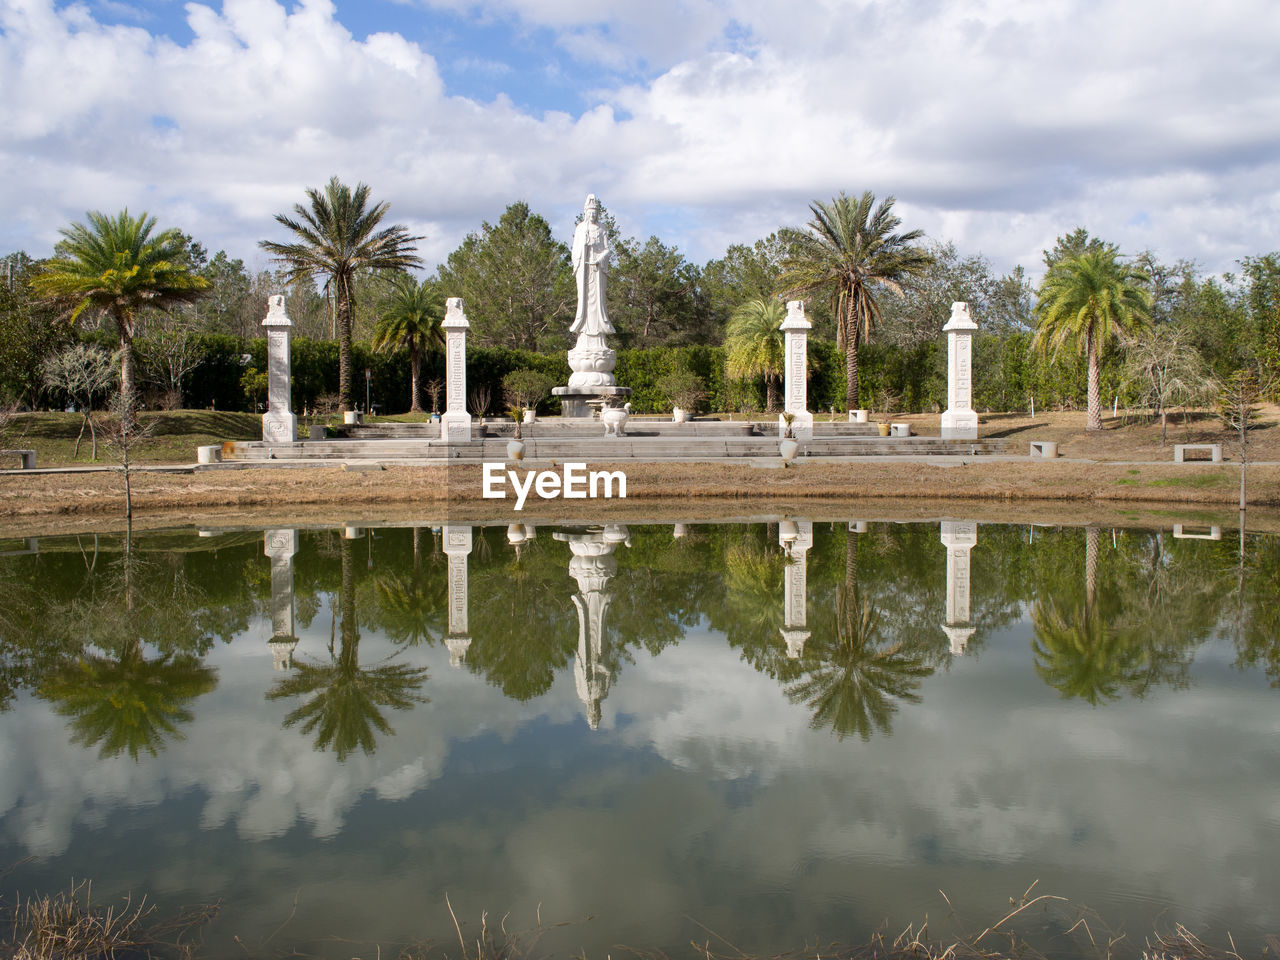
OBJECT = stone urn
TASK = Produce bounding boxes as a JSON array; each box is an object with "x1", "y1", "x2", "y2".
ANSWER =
[
  {"x1": 780, "y1": 437, "x2": 800, "y2": 460},
  {"x1": 507, "y1": 438, "x2": 526, "y2": 461},
  {"x1": 602, "y1": 403, "x2": 629, "y2": 437}
]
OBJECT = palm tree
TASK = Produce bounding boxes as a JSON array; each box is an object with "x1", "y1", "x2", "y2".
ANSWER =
[
  {"x1": 261, "y1": 177, "x2": 423, "y2": 412},
  {"x1": 32, "y1": 210, "x2": 209, "y2": 415},
  {"x1": 1033, "y1": 246, "x2": 1151, "y2": 430},
  {"x1": 724, "y1": 298, "x2": 785, "y2": 411},
  {"x1": 779, "y1": 192, "x2": 932, "y2": 410},
  {"x1": 371, "y1": 276, "x2": 443, "y2": 413}
]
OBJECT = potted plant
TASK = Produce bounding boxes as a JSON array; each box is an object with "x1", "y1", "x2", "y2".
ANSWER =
[
  {"x1": 780, "y1": 412, "x2": 799, "y2": 460},
  {"x1": 657, "y1": 369, "x2": 706, "y2": 423},
  {"x1": 502, "y1": 368, "x2": 554, "y2": 424},
  {"x1": 507, "y1": 406, "x2": 525, "y2": 461}
]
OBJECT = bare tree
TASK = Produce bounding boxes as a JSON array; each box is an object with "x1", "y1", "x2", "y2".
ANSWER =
[
  {"x1": 95, "y1": 387, "x2": 157, "y2": 523},
  {"x1": 1122, "y1": 328, "x2": 1210, "y2": 441},
  {"x1": 139, "y1": 312, "x2": 202, "y2": 409},
  {"x1": 1217, "y1": 367, "x2": 1274, "y2": 512},
  {"x1": 41, "y1": 344, "x2": 117, "y2": 459}
]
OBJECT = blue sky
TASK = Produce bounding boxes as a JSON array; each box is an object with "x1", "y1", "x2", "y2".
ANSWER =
[{"x1": 2, "y1": 0, "x2": 1278, "y2": 279}]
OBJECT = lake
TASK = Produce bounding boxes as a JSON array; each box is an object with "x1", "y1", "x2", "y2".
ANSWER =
[{"x1": 1, "y1": 517, "x2": 1277, "y2": 958}]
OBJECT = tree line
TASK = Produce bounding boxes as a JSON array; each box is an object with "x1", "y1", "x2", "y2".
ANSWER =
[{"x1": 2, "y1": 179, "x2": 1277, "y2": 424}]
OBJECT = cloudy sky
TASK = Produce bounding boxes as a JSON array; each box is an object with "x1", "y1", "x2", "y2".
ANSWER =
[{"x1": 1, "y1": 0, "x2": 1278, "y2": 278}]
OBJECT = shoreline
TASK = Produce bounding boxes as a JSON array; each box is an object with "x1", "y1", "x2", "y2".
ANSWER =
[{"x1": 3, "y1": 458, "x2": 1278, "y2": 538}]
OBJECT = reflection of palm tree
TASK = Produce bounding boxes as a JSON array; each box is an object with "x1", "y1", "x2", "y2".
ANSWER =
[
  {"x1": 1031, "y1": 596, "x2": 1137, "y2": 705},
  {"x1": 724, "y1": 541, "x2": 786, "y2": 636},
  {"x1": 788, "y1": 587, "x2": 931, "y2": 741},
  {"x1": 373, "y1": 568, "x2": 445, "y2": 646},
  {"x1": 39, "y1": 644, "x2": 216, "y2": 760},
  {"x1": 269, "y1": 538, "x2": 428, "y2": 760}
]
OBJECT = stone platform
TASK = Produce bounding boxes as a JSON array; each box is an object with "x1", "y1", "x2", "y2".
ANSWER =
[{"x1": 219, "y1": 418, "x2": 1008, "y2": 463}]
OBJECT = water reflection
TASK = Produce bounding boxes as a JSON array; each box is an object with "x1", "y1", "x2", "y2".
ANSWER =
[
  {"x1": 267, "y1": 533, "x2": 429, "y2": 760},
  {"x1": 2, "y1": 517, "x2": 1280, "y2": 955}
]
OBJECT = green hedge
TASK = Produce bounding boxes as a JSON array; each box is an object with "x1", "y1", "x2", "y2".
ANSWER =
[{"x1": 55, "y1": 330, "x2": 1138, "y2": 416}]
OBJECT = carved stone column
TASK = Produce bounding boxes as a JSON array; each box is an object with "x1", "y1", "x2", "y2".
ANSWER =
[
  {"x1": 556, "y1": 525, "x2": 630, "y2": 729},
  {"x1": 443, "y1": 525, "x2": 472, "y2": 667},
  {"x1": 779, "y1": 519, "x2": 813, "y2": 658},
  {"x1": 779, "y1": 301, "x2": 814, "y2": 440},
  {"x1": 261, "y1": 295, "x2": 297, "y2": 442},
  {"x1": 941, "y1": 301, "x2": 979, "y2": 440},
  {"x1": 940, "y1": 520, "x2": 977, "y2": 655},
  {"x1": 264, "y1": 528, "x2": 298, "y2": 670},
  {"x1": 440, "y1": 298, "x2": 473, "y2": 443}
]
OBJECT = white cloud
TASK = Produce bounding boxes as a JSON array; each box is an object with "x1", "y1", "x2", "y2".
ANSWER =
[{"x1": 1, "y1": 0, "x2": 1278, "y2": 278}]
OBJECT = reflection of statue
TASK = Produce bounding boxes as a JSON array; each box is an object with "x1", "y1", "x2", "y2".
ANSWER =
[
  {"x1": 571, "y1": 195, "x2": 614, "y2": 338},
  {"x1": 556, "y1": 524, "x2": 630, "y2": 729}
]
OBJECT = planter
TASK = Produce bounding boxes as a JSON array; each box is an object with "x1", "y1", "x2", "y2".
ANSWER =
[
  {"x1": 522, "y1": 409, "x2": 537, "y2": 424},
  {"x1": 779, "y1": 437, "x2": 800, "y2": 460},
  {"x1": 507, "y1": 439, "x2": 525, "y2": 461},
  {"x1": 877, "y1": 423, "x2": 891, "y2": 437},
  {"x1": 672, "y1": 407, "x2": 687, "y2": 423}
]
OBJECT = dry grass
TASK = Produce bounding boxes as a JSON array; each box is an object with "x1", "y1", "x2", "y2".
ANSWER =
[
  {"x1": 4, "y1": 406, "x2": 1280, "y2": 530},
  {"x1": 1, "y1": 879, "x2": 217, "y2": 959}
]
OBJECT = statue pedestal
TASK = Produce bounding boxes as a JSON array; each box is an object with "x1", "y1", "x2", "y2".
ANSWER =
[{"x1": 552, "y1": 385, "x2": 632, "y2": 418}]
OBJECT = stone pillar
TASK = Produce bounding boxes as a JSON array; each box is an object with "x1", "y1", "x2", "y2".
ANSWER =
[
  {"x1": 440, "y1": 298, "x2": 473, "y2": 443},
  {"x1": 941, "y1": 301, "x2": 979, "y2": 440},
  {"x1": 556, "y1": 525, "x2": 630, "y2": 729},
  {"x1": 779, "y1": 519, "x2": 813, "y2": 658},
  {"x1": 779, "y1": 300, "x2": 814, "y2": 440},
  {"x1": 261, "y1": 295, "x2": 297, "y2": 442},
  {"x1": 443, "y1": 525, "x2": 472, "y2": 667},
  {"x1": 940, "y1": 520, "x2": 977, "y2": 655},
  {"x1": 264, "y1": 528, "x2": 299, "y2": 670}
]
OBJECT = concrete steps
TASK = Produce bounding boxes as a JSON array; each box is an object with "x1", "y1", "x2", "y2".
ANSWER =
[
  {"x1": 334, "y1": 419, "x2": 890, "y2": 440},
  {"x1": 222, "y1": 435, "x2": 1008, "y2": 462}
]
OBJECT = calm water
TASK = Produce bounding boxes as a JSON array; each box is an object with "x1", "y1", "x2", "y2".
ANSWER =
[{"x1": 1, "y1": 518, "x2": 1278, "y2": 957}]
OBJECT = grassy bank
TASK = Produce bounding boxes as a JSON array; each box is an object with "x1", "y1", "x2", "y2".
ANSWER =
[
  {"x1": 0, "y1": 410, "x2": 262, "y2": 466},
  {"x1": 2, "y1": 407, "x2": 1279, "y2": 531}
]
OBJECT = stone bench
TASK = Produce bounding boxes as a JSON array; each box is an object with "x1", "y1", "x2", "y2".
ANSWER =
[
  {"x1": 1174, "y1": 443, "x2": 1222, "y2": 463},
  {"x1": 1029, "y1": 440, "x2": 1058, "y2": 459},
  {"x1": 196, "y1": 444, "x2": 222, "y2": 465},
  {"x1": 889, "y1": 422, "x2": 911, "y2": 437},
  {"x1": 1, "y1": 448, "x2": 36, "y2": 469},
  {"x1": 1173, "y1": 523, "x2": 1222, "y2": 541}
]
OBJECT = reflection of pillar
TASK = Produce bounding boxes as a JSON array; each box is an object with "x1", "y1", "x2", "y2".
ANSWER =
[
  {"x1": 940, "y1": 521, "x2": 977, "y2": 655},
  {"x1": 779, "y1": 301, "x2": 814, "y2": 440},
  {"x1": 555, "y1": 525, "x2": 630, "y2": 729},
  {"x1": 440, "y1": 298, "x2": 473, "y2": 443},
  {"x1": 264, "y1": 529, "x2": 299, "y2": 670},
  {"x1": 443, "y1": 525, "x2": 472, "y2": 667},
  {"x1": 779, "y1": 520, "x2": 813, "y2": 659}
]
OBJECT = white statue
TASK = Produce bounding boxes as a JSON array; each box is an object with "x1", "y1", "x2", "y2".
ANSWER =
[{"x1": 570, "y1": 194, "x2": 614, "y2": 337}]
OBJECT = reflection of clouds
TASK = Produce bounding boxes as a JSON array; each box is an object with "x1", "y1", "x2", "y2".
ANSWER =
[{"x1": 2, "y1": 608, "x2": 1279, "y2": 943}]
